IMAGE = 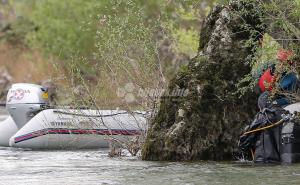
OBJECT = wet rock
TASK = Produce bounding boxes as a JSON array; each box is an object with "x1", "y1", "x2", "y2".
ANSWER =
[
  {"x1": 108, "y1": 146, "x2": 122, "y2": 158},
  {"x1": 142, "y1": 1, "x2": 265, "y2": 161}
]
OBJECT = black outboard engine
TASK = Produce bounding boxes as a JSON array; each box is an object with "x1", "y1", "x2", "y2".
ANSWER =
[{"x1": 280, "y1": 113, "x2": 300, "y2": 163}]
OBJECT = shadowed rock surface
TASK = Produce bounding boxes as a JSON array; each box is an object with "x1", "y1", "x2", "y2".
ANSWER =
[{"x1": 142, "y1": 0, "x2": 266, "y2": 161}]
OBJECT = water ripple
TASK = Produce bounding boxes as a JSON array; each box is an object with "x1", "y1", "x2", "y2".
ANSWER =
[{"x1": 0, "y1": 147, "x2": 300, "y2": 185}]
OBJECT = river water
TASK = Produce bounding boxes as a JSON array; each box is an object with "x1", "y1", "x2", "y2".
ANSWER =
[
  {"x1": 1, "y1": 147, "x2": 300, "y2": 185},
  {"x1": 1, "y1": 110, "x2": 300, "y2": 185}
]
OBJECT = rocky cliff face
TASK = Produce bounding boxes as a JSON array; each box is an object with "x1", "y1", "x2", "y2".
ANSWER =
[{"x1": 142, "y1": 1, "x2": 266, "y2": 161}]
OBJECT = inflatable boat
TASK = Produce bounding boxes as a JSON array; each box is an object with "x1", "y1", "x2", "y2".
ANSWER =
[{"x1": 0, "y1": 83, "x2": 147, "y2": 149}]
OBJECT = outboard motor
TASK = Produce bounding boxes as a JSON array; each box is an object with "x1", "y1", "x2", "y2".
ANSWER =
[
  {"x1": 280, "y1": 110, "x2": 300, "y2": 163},
  {"x1": 280, "y1": 120, "x2": 300, "y2": 163},
  {"x1": 6, "y1": 83, "x2": 49, "y2": 129}
]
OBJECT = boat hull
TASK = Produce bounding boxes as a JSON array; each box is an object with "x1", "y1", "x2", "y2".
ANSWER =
[
  {"x1": 8, "y1": 109, "x2": 147, "y2": 149},
  {"x1": 0, "y1": 116, "x2": 18, "y2": 146}
]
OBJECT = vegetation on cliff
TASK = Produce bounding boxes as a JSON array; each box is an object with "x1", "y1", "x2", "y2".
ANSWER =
[
  {"x1": 142, "y1": 0, "x2": 300, "y2": 161},
  {"x1": 0, "y1": 0, "x2": 212, "y2": 107}
]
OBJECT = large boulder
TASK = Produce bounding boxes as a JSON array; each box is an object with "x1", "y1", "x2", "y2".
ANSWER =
[{"x1": 142, "y1": 1, "x2": 266, "y2": 161}]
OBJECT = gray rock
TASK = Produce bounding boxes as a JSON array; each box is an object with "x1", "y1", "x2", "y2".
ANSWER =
[{"x1": 142, "y1": 1, "x2": 265, "y2": 161}]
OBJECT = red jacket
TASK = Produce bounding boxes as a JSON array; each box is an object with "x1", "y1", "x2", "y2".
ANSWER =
[
  {"x1": 258, "y1": 49, "x2": 294, "y2": 92},
  {"x1": 258, "y1": 69, "x2": 274, "y2": 92}
]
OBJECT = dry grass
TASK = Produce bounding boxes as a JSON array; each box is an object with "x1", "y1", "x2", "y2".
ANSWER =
[
  {"x1": 0, "y1": 42, "x2": 164, "y2": 111},
  {"x1": 0, "y1": 42, "x2": 58, "y2": 83}
]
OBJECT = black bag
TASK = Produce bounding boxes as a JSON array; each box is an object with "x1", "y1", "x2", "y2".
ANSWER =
[
  {"x1": 254, "y1": 122, "x2": 282, "y2": 163},
  {"x1": 238, "y1": 105, "x2": 286, "y2": 163}
]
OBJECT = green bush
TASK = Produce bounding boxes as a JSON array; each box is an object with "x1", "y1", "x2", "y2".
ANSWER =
[{"x1": 24, "y1": 0, "x2": 101, "y2": 60}]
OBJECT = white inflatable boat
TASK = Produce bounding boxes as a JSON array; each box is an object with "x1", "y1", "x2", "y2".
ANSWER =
[{"x1": 0, "y1": 83, "x2": 147, "y2": 149}]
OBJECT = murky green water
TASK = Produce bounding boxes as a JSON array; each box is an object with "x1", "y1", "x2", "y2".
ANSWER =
[
  {"x1": 0, "y1": 107, "x2": 300, "y2": 185},
  {"x1": 0, "y1": 147, "x2": 300, "y2": 185}
]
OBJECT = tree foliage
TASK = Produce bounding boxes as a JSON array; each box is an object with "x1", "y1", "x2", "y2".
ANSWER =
[{"x1": 8, "y1": 0, "x2": 210, "y2": 61}]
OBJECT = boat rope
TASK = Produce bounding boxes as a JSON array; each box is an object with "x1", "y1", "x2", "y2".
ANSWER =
[
  {"x1": 241, "y1": 119, "x2": 285, "y2": 136},
  {"x1": 53, "y1": 110, "x2": 146, "y2": 118}
]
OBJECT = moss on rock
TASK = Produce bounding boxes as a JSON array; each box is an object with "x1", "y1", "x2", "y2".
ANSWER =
[{"x1": 142, "y1": 0, "x2": 266, "y2": 161}]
